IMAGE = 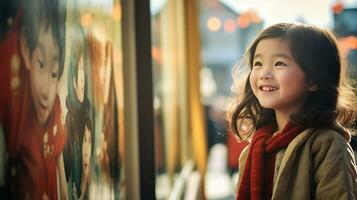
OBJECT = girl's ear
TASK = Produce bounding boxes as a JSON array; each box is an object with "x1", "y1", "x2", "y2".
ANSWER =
[
  {"x1": 20, "y1": 32, "x2": 31, "y2": 71},
  {"x1": 308, "y1": 83, "x2": 318, "y2": 92}
]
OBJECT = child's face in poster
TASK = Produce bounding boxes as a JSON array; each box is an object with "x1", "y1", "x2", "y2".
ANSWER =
[
  {"x1": 82, "y1": 125, "x2": 91, "y2": 175},
  {"x1": 25, "y1": 25, "x2": 60, "y2": 125},
  {"x1": 74, "y1": 56, "x2": 85, "y2": 103}
]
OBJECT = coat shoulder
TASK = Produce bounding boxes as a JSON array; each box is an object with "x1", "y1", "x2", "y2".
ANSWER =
[
  {"x1": 310, "y1": 127, "x2": 351, "y2": 154},
  {"x1": 308, "y1": 128, "x2": 357, "y2": 199}
]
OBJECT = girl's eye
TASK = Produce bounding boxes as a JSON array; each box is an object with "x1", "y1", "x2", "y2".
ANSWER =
[
  {"x1": 51, "y1": 72, "x2": 58, "y2": 79},
  {"x1": 275, "y1": 61, "x2": 287, "y2": 66},
  {"x1": 253, "y1": 61, "x2": 262, "y2": 67}
]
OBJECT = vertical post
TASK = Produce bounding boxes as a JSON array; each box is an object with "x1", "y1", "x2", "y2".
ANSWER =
[
  {"x1": 184, "y1": 0, "x2": 207, "y2": 177},
  {"x1": 122, "y1": 0, "x2": 155, "y2": 199},
  {"x1": 135, "y1": 1, "x2": 155, "y2": 199}
]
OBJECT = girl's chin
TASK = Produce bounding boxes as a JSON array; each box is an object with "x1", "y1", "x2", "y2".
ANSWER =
[
  {"x1": 259, "y1": 103, "x2": 276, "y2": 109},
  {"x1": 258, "y1": 100, "x2": 279, "y2": 109}
]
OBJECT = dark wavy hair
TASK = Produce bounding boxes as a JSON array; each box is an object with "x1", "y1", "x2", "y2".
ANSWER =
[{"x1": 229, "y1": 23, "x2": 357, "y2": 140}]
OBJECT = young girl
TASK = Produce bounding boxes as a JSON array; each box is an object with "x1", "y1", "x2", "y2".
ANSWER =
[{"x1": 230, "y1": 23, "x2": 357, "y2": 199}]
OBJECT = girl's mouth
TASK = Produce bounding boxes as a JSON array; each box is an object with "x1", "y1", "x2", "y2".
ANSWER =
[{"x1": 259, "y1": 86, "x2": 278, "y2": 91}]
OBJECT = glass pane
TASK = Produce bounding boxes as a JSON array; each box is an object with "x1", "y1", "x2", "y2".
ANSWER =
[{"x1": 0, "y1": 0, "x2": 125, "y2": 198}]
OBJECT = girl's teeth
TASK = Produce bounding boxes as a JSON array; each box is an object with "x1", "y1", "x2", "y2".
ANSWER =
[{"x1": 261, "y1": 86, "x2": 277, "y2": 91}]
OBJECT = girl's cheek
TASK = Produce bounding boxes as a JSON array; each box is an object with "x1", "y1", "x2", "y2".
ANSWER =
[{"x1": 249, "y1": 73, "x2": 258, "y2": 90}]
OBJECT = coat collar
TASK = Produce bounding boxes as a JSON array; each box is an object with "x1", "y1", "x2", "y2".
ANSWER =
[
  {"x1": 330, "y1": 122, "x2": 351, "y2": 142},
  {"x1": 272, "y1": 128, "x2": 314, "y2": 197},
  {"x1": 271, "y1": 123, "x2": 352, "y2": 199}
]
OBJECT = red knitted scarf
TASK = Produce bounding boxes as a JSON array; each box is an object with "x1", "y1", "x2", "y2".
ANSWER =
[{"x1": 237, "y1": 122, "x2": 304, "y2": 200}]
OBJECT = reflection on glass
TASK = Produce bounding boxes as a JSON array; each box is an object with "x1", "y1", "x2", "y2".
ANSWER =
[{"x1": 0, "y1": 0, "x2": 124, "y2": 199}]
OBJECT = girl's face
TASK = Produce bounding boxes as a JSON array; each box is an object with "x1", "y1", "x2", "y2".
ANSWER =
[
  {"x1": 82, "y1": 125, "x2": 92, "y2": 176},
  {"x1": 249, "y1": 38, "x2": 312, "y2": 113},
  {"x1": 74, "y1": 55, "x2": 85, "y2": 103},
  {"x1": 25, "y1": 25, "x2": 60, "y2": 125}
]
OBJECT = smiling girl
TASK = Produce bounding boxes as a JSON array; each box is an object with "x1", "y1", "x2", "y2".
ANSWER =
[{"x1": 230, "y1": 23, "x2": 357, "y2": 200}]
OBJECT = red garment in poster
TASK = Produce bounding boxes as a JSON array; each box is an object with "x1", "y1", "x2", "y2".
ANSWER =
[{"x1": 0, "y1": 19, "x2": 67, "y2": 200}]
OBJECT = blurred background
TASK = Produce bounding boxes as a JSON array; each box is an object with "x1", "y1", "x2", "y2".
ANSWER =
[{"x1": 0, "y1": 0, "x2": 356, "y2": 199}]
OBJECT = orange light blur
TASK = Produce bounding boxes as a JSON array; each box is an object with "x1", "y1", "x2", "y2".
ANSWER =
[
  {"x1": 248, "y1": 10, "x2": 262, "y2": 24},
  {"x1": 113, "y1": 3, "x2": 121, "y2": 21},
  {"x1": 338, "y1": 36, "x2": 357, "y2": 56},
  {"x1": 81, "y1": 12, "x2": 92, "y2": 27},
  {"x1": 332, "y1": 2, "x2": 344, "y2": 14},
  {"x1": 236, "y1": 14, "x2": 250, "y2": 29},
  {"x1": 224, "y1": 19, "x2": 236, "y2": 33},
  {"x1": 207, "y1": 16, "x2": 222, "y2": 32}
]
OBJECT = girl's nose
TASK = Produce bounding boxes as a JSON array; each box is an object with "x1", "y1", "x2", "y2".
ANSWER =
[{"x1": 259, "y1": 71, "x2": 273, "y2": 80}]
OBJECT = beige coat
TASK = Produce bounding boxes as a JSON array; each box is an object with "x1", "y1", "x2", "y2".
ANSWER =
[{"x1": 238, "y1": 124, "x2": 357, "y2": 200}]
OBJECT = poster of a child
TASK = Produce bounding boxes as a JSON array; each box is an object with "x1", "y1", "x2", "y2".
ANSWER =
[
  {"x1": 0, "y1": 0, "x2": 124, "y2": 199},
  {"x1": 0, "y1": 0, "x2": 67, "y2": 199}
]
